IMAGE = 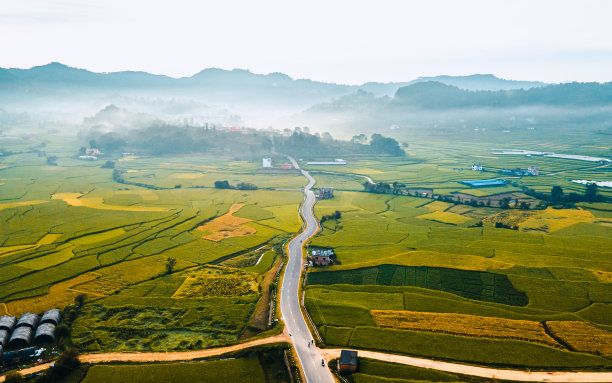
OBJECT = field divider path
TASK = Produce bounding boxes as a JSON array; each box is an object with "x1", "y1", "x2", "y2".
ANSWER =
[{"x1": 320, "y1": 349, "x2": 612, "y2": 382}]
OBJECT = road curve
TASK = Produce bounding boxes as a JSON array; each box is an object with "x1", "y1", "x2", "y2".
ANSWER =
[
  {"x1": 280, "y1": 157, "x2": 335, "y2": 383},
  {"x1": 320, "y1": 349, "x2": 612, "y2": 383}
]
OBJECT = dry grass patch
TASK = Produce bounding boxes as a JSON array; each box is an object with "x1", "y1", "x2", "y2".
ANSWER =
[
  {"x1": 173, "y1": 266, "x2": 258, "y2": 298},
  {"x1": 371, "y1": 310, "x2": 559, "y2": 347},
  {"x1": 592, "y1": 270, "x2": 612, "y2": 283},
  {"x1": 0, "y1": 200, "x2": 47, "y2": 211},
  {"x1": 4, "y1": 273, "x2": 98, "y2": 316},
  {"x1": 520, "y1": 207, "x2": 596, "y2": 232},
  {"x1": 197, "y1": 203, "x2": 256, "y2": 242},
  {"x1": 547, "y1": 321, "x2": 612, "y2": 355},
  {"x1": 424, "y1": 200, "x2": 453, "y2": 212},
  {"x1": 53, "y1": 192, "x2": 168, "y2": 211},
  {"x1": 484, "y1": 207, "x2": 608, "y2": 233}
]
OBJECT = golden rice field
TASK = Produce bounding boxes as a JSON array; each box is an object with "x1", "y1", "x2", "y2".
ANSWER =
[
  {"x1": 371, "y1": 310, "x2": 559, "y2": 347},
  {"x1": 52, "y1": 192, "x2": 169, "y2": 212},
  {"x1": 173, "y1": 266, "x2": 258, "y2": 298},
  {"x1": 546, "y1": 321, "x2": 612, "y2": 355},
  {"x1": 197, "y1": 203, "x2": 257, "y2": 242}
]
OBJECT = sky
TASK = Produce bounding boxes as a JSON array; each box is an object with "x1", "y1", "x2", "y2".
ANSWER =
[{"x1": 1, "y1": 0, "x2": 612, "y2": 84}]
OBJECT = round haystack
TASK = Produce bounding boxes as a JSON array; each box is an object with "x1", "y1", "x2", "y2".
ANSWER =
[
  {"x1": 8, "y1": 326, "x2": 33, "y2": 349},
  {"x1": 34, "y1": 323, "x2": 56, "y2": 344},
  {"x1": 40, "y1": 309, "x2": 61, "y2": 326},
  {"x1": 16, "y1": 313, "x2": 39, "y2": 329},
  {"x1": 0, "y1": 315, "x2": 16, "y2": 332}
]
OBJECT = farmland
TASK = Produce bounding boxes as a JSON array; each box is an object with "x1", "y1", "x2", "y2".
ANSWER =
[
  {"x1": 305, "y1": 185, "x2": 612, "y2": 368},
  {"x1": 53, "y1": 343, "x2": 292, "y2": 383},
  {"x1": 0, "y1": 134, "x2": 301, "y2": 353}
]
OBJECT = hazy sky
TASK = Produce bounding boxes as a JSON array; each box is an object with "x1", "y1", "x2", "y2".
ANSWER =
[{"x1": 1, "y1": 0, "x2": 612, "y2": 84}]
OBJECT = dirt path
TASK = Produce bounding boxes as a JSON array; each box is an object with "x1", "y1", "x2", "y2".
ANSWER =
[
  {"x1": 320, "y1": 349, "x2": 612, "y2": 382},
  {"x1": 0, "y1": 334, "x2": 290, "y2": 382}
]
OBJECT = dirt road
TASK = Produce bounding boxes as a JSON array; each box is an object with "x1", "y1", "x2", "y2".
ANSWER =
[
  {"x1": 0, "y1": 334, "x2": 289, "y2": 382},
  {"x1": 320, "y1": 349, "x2": 612, "y2": 383}
]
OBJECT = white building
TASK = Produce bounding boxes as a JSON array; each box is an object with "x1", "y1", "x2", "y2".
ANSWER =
[
  {"x1": 262, "y1": 158, "x2": 272, "y2": 168},
  {"x1": 472, "y1": 164, "x2": 483, "y2": 171}
]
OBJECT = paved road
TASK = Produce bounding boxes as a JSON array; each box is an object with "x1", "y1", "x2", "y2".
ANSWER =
[{"x1": 280, "y1": 157, "x2": 335, "y2": 383}]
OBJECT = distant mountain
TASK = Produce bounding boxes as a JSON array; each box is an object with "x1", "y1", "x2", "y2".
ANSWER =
[
  {"x1": 0, "y1": 63, "x2": 353, "y2": 108},
  {"x1": 0, "y1": 63, "x2": 547, "y2": 103},
  {"x1": 300, "y1": 80, "x2": 612, "y2": 135},
  {"x1": 392, "y1": 81, "x2": 612, "y2": 109},
  {"x1": 358, "y1": 74, "x2": 545, "y2": 95}
]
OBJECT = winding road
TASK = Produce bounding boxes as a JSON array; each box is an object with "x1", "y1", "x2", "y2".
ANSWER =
[
  {"x1": 280, "y1": 156, "x2": 335, "y2": 383},
  {"x1": 3, "y1": 157, "x2": 612, "y2": 383}
]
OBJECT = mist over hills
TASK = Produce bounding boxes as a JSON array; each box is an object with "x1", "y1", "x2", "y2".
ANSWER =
[
  {"x1": 0, "y1": 62, "x2": 545, "y2": 103},
  {"x1": 1, "y1": 62, "x2": 611, "y2": 137}
]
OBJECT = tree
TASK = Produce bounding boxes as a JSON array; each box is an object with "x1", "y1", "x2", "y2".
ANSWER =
[
  {"x1": 550, "y1": 185, "x2": 564, "y2": 203},
  {"x1": 55, "y1": 323, "x2": 70, "y2": 342},
  {"x1": 351, "y1": 134, "x2": 368, "y2": 145},
  {"x1": 214, "y1": 180, "x2": 232, "y2": 189},
  {"x1": 101, "y1": 160, "x2": 115, "y2": 169},
  {"x1": 585, "y1": 182, "x2": 598, "y2": 202},
  {"x1": 369, "y1": 134, "x2": 405, "y2": 156},
  {"x1": 75, "y1": 293, "x2": 87, "y2": 308},
  {"x1": 165, "y1": 257, "x2": 176, "y2": 274}
]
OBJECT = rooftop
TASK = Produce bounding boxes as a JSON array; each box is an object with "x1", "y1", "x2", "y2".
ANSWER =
[
  {"x1": 339, "y1": 350, "x2": 358, "y2": 366},
  {"x1": 459, "y1": 179, "x2": 506, "y2": 188}
]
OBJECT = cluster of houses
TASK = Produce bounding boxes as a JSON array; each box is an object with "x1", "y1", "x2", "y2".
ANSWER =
[
  {"x1": 78, "y1": 148, "x2": 103, "y2": 161},
  {"x1": 316, "y1": 187, "x2": 334, "y2": 200},
  {"x1": 501, "y1": 166, "x2": 539, "y2": 176},
  {"x1": 310, "y1": 248, "x2": 335, "y2": 266},
  {"x1": 262, "y1": 158, "x2": 293, "y2": 170},
  {"x1": 0, "y1": 309, "x2": 61, "y2": 357}
]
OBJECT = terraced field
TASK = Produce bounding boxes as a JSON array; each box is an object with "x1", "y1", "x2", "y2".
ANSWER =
[
  {"x1": 0, "y1": 137, "x2": 302, "y2": 352},
  {"x1": 305, "y1": 189, "x2": 612, "y2": 368}
]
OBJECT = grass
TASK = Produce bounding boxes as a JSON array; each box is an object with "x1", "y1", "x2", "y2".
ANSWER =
[
  {"x1": 371, "y1": 310, "x2": 558, "y2": 346},
  {"x1": 349, "y1": 327, "x2": 611, "y2": 369},
  {"x1": 308, "y1": 265, "x2": 528, "y2": 306},
  {"x1": 546, "y1": 321, "x2": 612, "y2": 355},
  {"x1": 352, "y1": 358, "x2": 459, "y2": 382},
  {"x1": 306, "y1": 187, "x2": 612, "y2": 367},
  {"x1": 197, "y1": 203, "x2": 256, "y2": 242},
  {"x1": 80, "y1": 357, "x2": 267, "y2": 383}
]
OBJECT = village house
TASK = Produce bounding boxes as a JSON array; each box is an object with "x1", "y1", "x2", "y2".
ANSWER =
[
  {"x1": 316, "y1": 187, "x2": 334, "y2": 199},
  {"x1": 472, "y1": 163, "x2": 483, "y2": 171},
  {"x1": 338, "y1": 350, "x2": 358, "y2": 372},
  {"x1": 311, "y1": 249, "x2": 334, "y2": 266}
]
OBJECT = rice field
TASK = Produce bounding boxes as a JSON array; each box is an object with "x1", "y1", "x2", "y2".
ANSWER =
[
  {"x1": 306, "y1": 185, "x2": 612, "y2": 367},
  {"x1": 0, "y1": 136, "x2": 303, "y2": 353},
  {"x1": 371, "y1": 310, "x2": 558, "y2": 346}
]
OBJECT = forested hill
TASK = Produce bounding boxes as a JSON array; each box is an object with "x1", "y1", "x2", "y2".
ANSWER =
[{"x1": 392, "y1": 81, "x2": 612, "y2": 109}]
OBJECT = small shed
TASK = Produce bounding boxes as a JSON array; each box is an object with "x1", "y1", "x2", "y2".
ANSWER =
[
  {"x1": 338, "y1": 350, "x2": 358, "y2": 372},
  {"x1": 0, "y1": 329, "x2": 9, "y2": 347},
  {"x1": 0, "y1": 315, "x2": 16, "y2": 332},
  {"x1": 8, "y1": 326, "x2": 33, "y2": 349},
  {"x1": 16, "y1": 312, "x2": 39, "y2": 329},
  {"x1": 40, "y1": 309, "x2": 61, "y2": 326},
  {"x1": 34, "y1": 323, "x2": 56, "y2": 344}
]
